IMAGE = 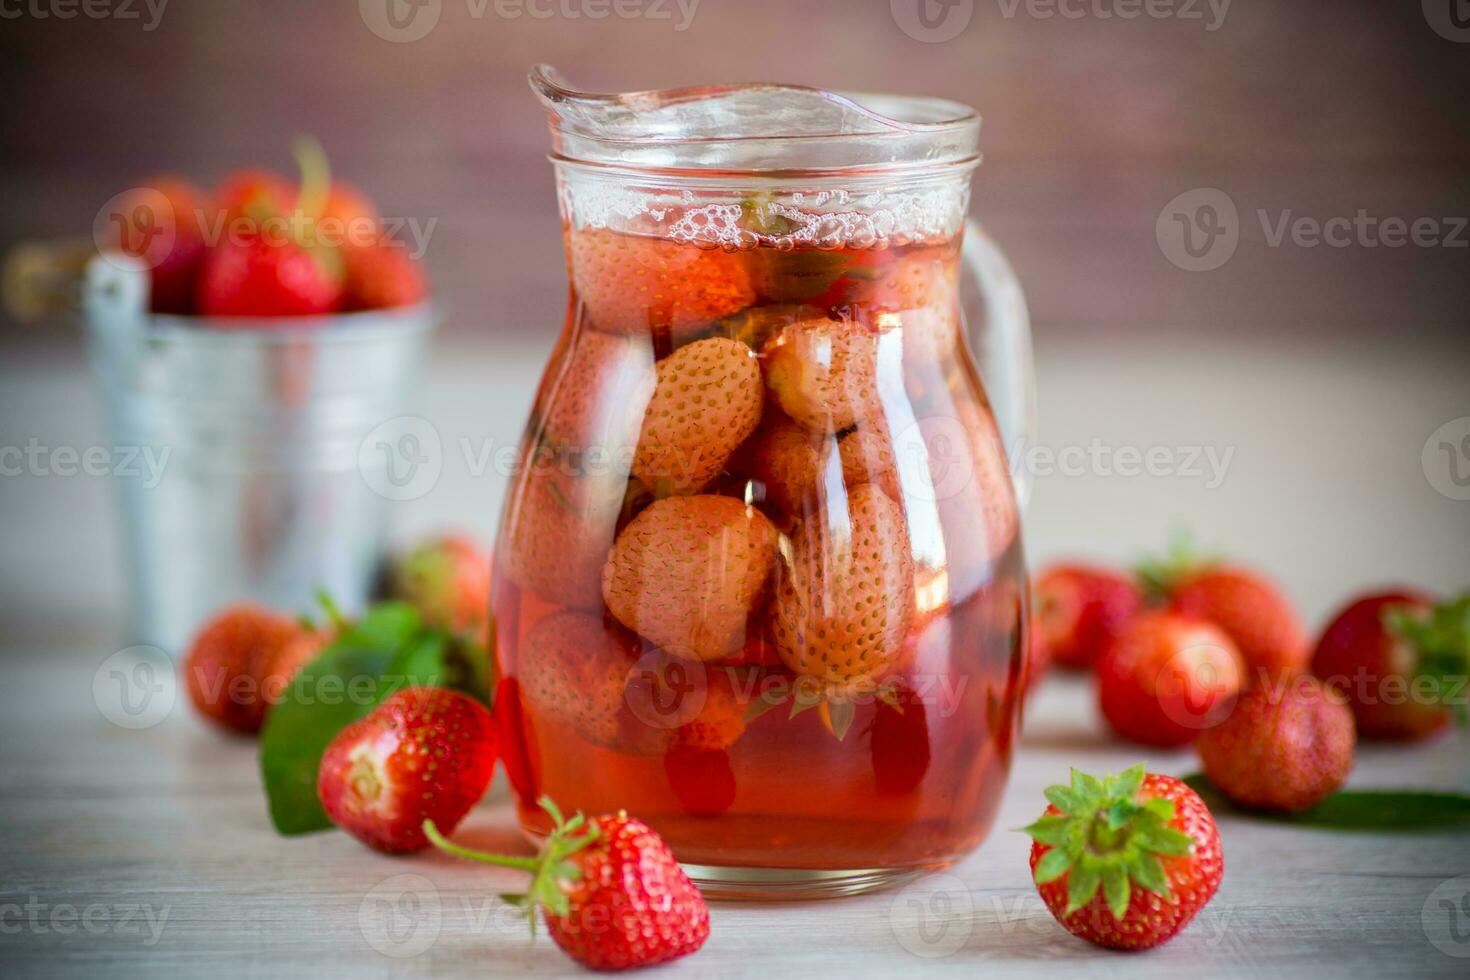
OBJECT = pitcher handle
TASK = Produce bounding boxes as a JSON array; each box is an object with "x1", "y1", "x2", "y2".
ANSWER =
[{"x1": 960, "y1": 219, "x2": 1036, "y2": 512}]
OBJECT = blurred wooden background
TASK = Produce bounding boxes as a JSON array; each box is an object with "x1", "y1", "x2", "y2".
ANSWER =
[{"x1": 2, "y1": 0, "x2": 1467, "y2": 346}]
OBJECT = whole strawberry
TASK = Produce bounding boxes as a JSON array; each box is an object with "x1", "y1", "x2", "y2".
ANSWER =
[
  {"x1": 198, "y1": 232, "x2": 343, "y2": 318},
  {"x1": 632, "y1": 337, "x2": 764, "y2": 495},
  {"x1": 602, "y1": 495, "x2": 777, "y2": 661},
  {"x1": 1197, "y1": 674, "x2": 1354, "y2": 812},
  {"x1": 256, "y1": 626, "x2": 333, "y2": 712},
  {"x1": 1140, "y1": 542, "x2": 1307, "y2": 684},
  {"x1": 771, "y1": 483, "x2": 915, "y2": 685},
  {"x1": 213, "y1": 168, "x2": 296, "y2": 223},
  {"x1": 518, "y1": 612, "x2": 642, "y2": 750},
  {"x1": 392, "y1": 535, "x2": 492, "y2": 634},
  {"x1": 1024, "y1": 766, "x2": 1223, "y2": 950},
  {"x1": 425, "y1": 798, "x2": 710, "y2": 971},
  {"x1": 341, "y1": 241, "x2": 427, "y2": 311},
  {"x1": 762, "y1": 315, "x2": 885, "y2": 433},
  {"x1": 183, "y1": 604, "x2": 303, "y2": 734},
  {"x1": 568, "y1": 227, "x2": 754, "y2": 342},
  {"x1": 317, "y1": 687, "x2": 497, "y2": 853},
  {"x1": 1097, "y1": 611, "x2": 1244, "y2": 747},
  {"x1": 1032, "y1": 564, "x2": 1143, "y2": 671},
  {"x1": 102, "y1": 177, "x2": 209, "y2": 314},
  {"x1": 1311, "y1": 591, "x2": 1469, "y2": 741}
]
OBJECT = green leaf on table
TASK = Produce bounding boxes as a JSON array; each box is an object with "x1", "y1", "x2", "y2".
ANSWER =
[
  {"x1": 1183, "y1": 773, "x2": 1470, "y2": 832},
  {"x1": 259, "y1": 603, "x2": 449, "y2": 836}
]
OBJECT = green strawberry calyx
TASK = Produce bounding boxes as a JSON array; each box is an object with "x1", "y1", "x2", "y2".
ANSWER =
[
  {"x1": 742, "y1": 673, "x2": 904, "y2": 741},
  {"x1": 1135, "y1": 529, "x2": 1218, "y2": 603},
  {"x1": 423, "y1": 796, "x2": 598, "y2": 937},
  {"x1": 1386, "y1": 594, "x2": 1470, "y2": 724},
  {"x1": 1021, "y1": 764, "x2": 1196, "y2": 920}
]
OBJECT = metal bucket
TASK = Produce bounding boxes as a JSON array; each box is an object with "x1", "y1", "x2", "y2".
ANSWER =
[{"x1": 81, "y1": 255, "x2": 437, "y2": 654}]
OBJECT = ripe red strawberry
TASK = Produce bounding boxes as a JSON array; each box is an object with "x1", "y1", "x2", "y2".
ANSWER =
[
  {"x1": 197, "y1": 231, "x2": 344, "y2": 317},
  {"x1": 317, "y1": 687, "x2": 497, "y2": 853},
  {"x1": 633, "y1": 337, "x2": 764, "y2": 495},
  {"x1": 603, "y1": 495, "x2": 778, "y2": 661},
  {"x1": 821, "y1": 244, "x2": 959, "y2": 315},
  {"x1": 1311, "y1": 591, "x2": 1468, "y2": 741},
  {"x1": 182, "y1": 604, "x2": 303, "y2": 734},
  {"x1": 1032, "y1": 564, "x2": 1143, "y2": 671},
  {"x1": 257, "y1": 626, "x2": 333, "y2": 712},
  {"x1": 425, "y1": 798, "x2": 710, "y2": 970},
  {"x1": 1097, "y1": 611, "x2": 1244, "y2": 747},
  {"x1": 392, "y1": 535, "x2": 492, "y2": 633},
  {"x1": 213, "y1": 168, "x2": 296, "y2": 223},
  {"x1": 501, "y1": 449, "x2": 625, "y2": 609},
  {"x1": 1141, "y1": 545, "x2": 1308, "y2": 684},
  {"x1": 762, "y1": 315, "x2": 886, "y2": 433},
  {"x1": 663, "y1": 743, "x2": 738, "y2": 816},
  {"x1": 1197, "y1": 674, "x2": 1355, "y2": 812},
  {"x1": 340, "y1": 242, "x2": 426, "y2": 311},
  {"x1": 771, "y1": 483, "x2": 915, "y2": 685},
  {"x1": 535, "y1": 326, "x2": 654, "y2": 452},
  {"x1": 869, "y1": 682, "x2": 932, "y2": 795},
  {"x1": 1024, "y1": 766, "x2": 1223, "y2": 950},
  {"x1": 320, "y1": 181, "x2": 379, "y2": 242},
  {"x1": 518, "y1": 612, "x2": 641, "y2": 750},
  {"x1": 569, "y1": 227, "x2": 755, "y2": 342},
  {"x1": 101, "y1": 177, "x2": 209, "y2": 314}
]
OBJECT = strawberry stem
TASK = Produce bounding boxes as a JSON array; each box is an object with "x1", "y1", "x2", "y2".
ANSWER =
[
  {"x1": 422, "y1": 820, "x2": 540, "y2": 873},
  {"x1": 292, "y1": 136, "x2": 331, "y2": 226}
]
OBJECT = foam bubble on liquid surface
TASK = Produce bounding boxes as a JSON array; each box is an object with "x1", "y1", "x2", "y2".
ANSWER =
[{"x1": 543, "y1": 72, "x2": 978, "y2": 248}]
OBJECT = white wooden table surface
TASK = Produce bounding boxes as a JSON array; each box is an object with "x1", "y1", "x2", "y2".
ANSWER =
[{"x1": 2, "y1": 330, "x2": 1467, "y2": 978}]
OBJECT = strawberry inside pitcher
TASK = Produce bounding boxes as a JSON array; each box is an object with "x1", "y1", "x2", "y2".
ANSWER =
[{"x1": 492, "y1": 225, "x2": 1025, "y2": 878}]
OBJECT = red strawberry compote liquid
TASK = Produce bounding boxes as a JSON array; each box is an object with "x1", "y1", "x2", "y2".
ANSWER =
[{"x1": 493, "y1": 227, "x2": 1026, "y2": 896}]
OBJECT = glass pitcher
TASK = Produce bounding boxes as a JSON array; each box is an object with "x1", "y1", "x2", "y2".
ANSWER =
[{"x1": 492, "y1": 65, "x2": 1036, "y2": 898}]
